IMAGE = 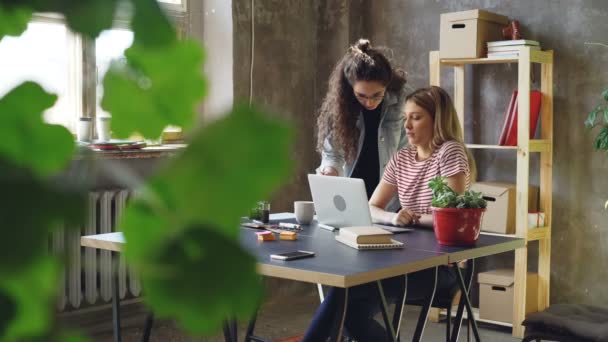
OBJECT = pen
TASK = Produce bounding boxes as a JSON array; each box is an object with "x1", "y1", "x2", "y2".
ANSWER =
[
  {"x1": 279, "y1": 222, "x2": 301, "y2": 229},
  {"x1": 318, "y1": 223, "x2": 337, "y2": 232}
]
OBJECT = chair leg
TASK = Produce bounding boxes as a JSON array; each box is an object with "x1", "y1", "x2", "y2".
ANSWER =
[{"x1": 446, "y1": 305, "x2": 451, "y2": 342}]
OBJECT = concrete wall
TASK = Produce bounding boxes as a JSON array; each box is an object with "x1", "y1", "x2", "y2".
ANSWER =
[{"x1": 232, "y1": 0, "x2": 608, "y2": 306}]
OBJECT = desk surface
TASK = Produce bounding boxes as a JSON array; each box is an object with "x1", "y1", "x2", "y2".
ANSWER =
[{"x1": 80, "y1": 214, "x2": 524, "y2": 288}]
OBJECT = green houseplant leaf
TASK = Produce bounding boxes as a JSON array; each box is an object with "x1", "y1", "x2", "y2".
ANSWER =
[
  {"x1": 101, "y1": 40, "x2": 207, "y2": 138},
  {"x1": 0, "y1": 258, "x2": 60, "y2": 341},
  {"x1": 428, "y1": 176, "x2": 487, "y2": 209},
  {"x1": 0, "y1": 3, "x2": 32, "y2": 39},
  {"x1": 120, "y1": 104, "x2": 294, "y2": 335},
  {"x1": 0, "y1": 82, "x2": 75, "y2": 176},
  {"x1": 0, "y1": 0, "x2": 119, "y2": 39},
  {"x1": 0, "y1": 161, "x2": 85, "y2": 274},
  {"x1": 136, "y1": 225, "x2": 261, "y2": 334}
]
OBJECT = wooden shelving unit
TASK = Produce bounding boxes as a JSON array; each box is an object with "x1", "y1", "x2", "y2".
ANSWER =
[{"x1": 429, "y1": 47, "x2": 553, "y2": 338}]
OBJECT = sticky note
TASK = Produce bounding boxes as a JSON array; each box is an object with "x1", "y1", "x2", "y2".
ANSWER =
[
  {"x1": 280, "y1": 231, "x2": 298, "y2": 241},
  {"x1": 256, "y1": 231, "x2": 276, "y2": 241}
]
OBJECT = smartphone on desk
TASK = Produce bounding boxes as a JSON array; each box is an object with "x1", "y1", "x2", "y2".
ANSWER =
[{"x1": 270, "y1": 250, "x2": 315, "y2": 261}]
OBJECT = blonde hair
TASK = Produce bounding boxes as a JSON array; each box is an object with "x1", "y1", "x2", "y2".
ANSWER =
[{"x1": 405, "y1": 86, "x2": 477, "y2": 182}]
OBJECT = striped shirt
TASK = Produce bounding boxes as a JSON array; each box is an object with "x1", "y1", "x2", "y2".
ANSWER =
[{"x1": 382, "y1": 141, "x2": 470, "y2": 215}]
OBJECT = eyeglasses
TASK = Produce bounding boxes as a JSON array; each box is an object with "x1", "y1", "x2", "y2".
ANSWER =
[{"x1": 354, "y1": 92, "x2": 385, "y2": 103}]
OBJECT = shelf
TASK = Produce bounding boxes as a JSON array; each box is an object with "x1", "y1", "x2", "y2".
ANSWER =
[
  {"x1": 466, "y1": 140, "x2": 551, "y2": 152},
  {"x1": 480, "y1": 227, "x2": 550, "y2": 242},
  {"x1": 438, "y1": 50, "x2": 553, "y2": 66},
  {"x1": 440, "y1": 57, "x2": 518, "y2": 66},
  {"x1": 466, "y1": 144, "x2": 517, "y2": 150},
  {"x1": 527, "y1": 227, "x2": 550, "y2": 241}
]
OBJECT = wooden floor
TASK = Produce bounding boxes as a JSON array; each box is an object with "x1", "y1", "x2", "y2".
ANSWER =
[{"x1": 60, "y1": 294, "x2": 520, "y2": 342}]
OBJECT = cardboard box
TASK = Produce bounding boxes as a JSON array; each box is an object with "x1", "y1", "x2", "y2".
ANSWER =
[
  {"x1": 471, "y1": 182, "x2": 539, "y2": 234},
  {"x1": 478, "y1": 269, "x2": 538, "y2": 324},
  {"x1": 440, "y1": 9, "x2": 509, "y2": 58}
]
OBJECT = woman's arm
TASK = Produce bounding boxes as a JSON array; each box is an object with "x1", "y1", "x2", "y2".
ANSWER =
[
  {"x1": 419, "y1": 171, "x2": 468, "y2": 226},
  {"x1": 446, "y1": 171, "x2": 467, "y2": 194},
  {"x1": 316, "y1": 136, "x2": 345, "y2": 176},
  {"x1": 369, "y1": 181, "x2": 399, "y2": 224}
]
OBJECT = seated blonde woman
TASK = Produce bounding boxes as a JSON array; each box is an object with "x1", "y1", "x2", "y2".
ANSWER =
[
  {"x1": 302, "y1": 86, "x2": 475, "y2": 342},
  {"x1": 370, "y1": 85, "x2": 475, "y2": 226}
]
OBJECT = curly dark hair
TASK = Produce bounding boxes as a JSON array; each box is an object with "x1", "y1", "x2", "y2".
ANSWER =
[{"x1": 316, "y1": 39, "x2": 407, "y2": 163}]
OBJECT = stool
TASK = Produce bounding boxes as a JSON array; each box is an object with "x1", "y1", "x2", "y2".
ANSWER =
[{"x1": 522, "y1": 304, "x2": 608, "y2": 342}]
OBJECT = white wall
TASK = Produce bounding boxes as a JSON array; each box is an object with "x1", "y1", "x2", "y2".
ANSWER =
[{"x1": 189, "y1": 0, "x2": 234, "y2": 121}]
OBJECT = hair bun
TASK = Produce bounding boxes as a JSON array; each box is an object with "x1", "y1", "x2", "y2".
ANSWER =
[{"x1": 355, "y1": 39, "x2": 371, "y2": 53}]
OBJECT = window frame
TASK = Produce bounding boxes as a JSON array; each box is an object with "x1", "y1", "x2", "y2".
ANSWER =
[{"x1": 5, "y1": 1, "x2": 191, "y2": 132}]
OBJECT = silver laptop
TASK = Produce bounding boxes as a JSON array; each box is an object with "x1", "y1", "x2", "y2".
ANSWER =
[{"x1": 307, "y1": 174, "x2": 412, "y2": 232}]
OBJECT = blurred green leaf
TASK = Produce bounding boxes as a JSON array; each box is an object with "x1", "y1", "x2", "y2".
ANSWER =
[
  {"x1": 0, "y1": 82, "x2": 75, "y2": 176},
  {"x1": 155, "y1": 104, "x2": 294, "y2": 236},
  {"x1": 0, "y1": 160, "x2": 85, "y2": 274},
  {"x1": 429, "y1": 176, "x2": 486, "y2": 209},
  {"x1": 0, "y1": 258, "x2": 60, "y2": 341},
  {"x1": 119, "y1": 105, "x2": 293, "y2": 335},
  {"x1": 603, "y1": 88, "x2": 608, "y2": 102},
  {"x1": 0, "y1": 3, "x2": 32, "y2": 39},
  {"x1": 3, "y1": 0, "x2": 118, "y2": 38},
  {"x1": 101, "y1": 40, "x2": 207, "y2": 138},
  {"x1": 594, "y1": 125, "x2": 608, "y2": 151},
  {"x1": 0, "y1": 289, "x2": 16, "y2": 337},
  {"x1": 585, "y1": 106, "x2": 601, "y2": 129},
  {"x1": 131, "y1": 0, "x2": 175, "y2": 47},
  {"x1": 121, "y1": 200, "x2": 174, "y2": 264},
  {"x1": 132, "y1": 225, "x2": 262, "y2": 334}
]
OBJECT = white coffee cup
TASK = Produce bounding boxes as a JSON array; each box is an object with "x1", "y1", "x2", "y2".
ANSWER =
[
  {"x1": 294, "y1": 201, "x2": 315, "y2": 225},
  {"x1": 96, "y1": 116, "x2": 111, "y2": 142},
  {"x1": 77, "y1": 117, "x2": 92, "y2": 142}
]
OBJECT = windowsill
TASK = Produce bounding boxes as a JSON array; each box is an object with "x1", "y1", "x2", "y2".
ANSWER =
[{"x1": 75, "y1": 143, "x2": 187, "y2": 160}]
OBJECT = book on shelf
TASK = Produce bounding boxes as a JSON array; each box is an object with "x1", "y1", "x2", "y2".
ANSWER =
[
  {"x1": 488, "y1": 45, "x2": 541, "y2": 53},
  {"x1": 497, "y1": 90, "x2": 542, "y2": 146},
  {"x1": 487, "y1": 52, "x2": 520, "y2": 59},
  {"x1": 337, "y1": 226, "x2": 393, "y2": 244},
  {"x1": 487, "y1": 39, "x2": 540, "y2": 47},
  {"x1": 335, "y1": 235, "x2": 404, "y2": 250}
]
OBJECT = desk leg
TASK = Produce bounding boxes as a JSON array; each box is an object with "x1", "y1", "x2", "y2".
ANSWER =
[
  {"x1": 328, "y1": 288, "x2": 348, "y2": 342},
  {"x1": 450, "y1": 260, "x2": 475, "y2": 342},
  {"x1": 451, "y1": 261, "x2": 480, "y2": 342},
  {"x1": 376, "y1": 281, "x2": 398, "y2": 342},
  {"x1": 412, "y1": 266, "x2": 438, "y2": 342},
  {"x1": 222, "y1": 320, "x2": 238, "y2": 342},
  {"x1": 141, "y1": 313, "x2": 154, "y2": 342},
  {"x1": 111, "y1": 251, "x2": 122, "y2": 342},
  {"x1": 392, "y1": 275, "x2": 408, "y2": 339}
]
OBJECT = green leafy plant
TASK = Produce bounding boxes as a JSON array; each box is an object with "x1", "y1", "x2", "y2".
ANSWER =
[
  {"x1": 584, "y1": 88, "x2": 608, "y2": 151},
  {"x1": 0, "y1": 0, "x2": 294, "y2": 340},
  {"x1": 429, "y1": 176, "x2": 487, "y2": 209}
]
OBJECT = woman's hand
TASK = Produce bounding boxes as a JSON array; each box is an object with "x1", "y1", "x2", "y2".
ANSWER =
[
  {"x1": 391, "y1": 208, "x2": 421, "y2": 226},
  {"x1": 318, "y1": 166, "x2": 338, "y2": 176}
]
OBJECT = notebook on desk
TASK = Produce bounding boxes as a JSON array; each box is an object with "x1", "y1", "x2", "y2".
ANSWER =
[{"x1": 335, "y1": 235, "x2": 404, "y2": 250}]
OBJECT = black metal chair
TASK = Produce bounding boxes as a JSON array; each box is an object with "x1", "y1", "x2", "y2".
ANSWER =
[{"x1": 521, "y1": 304, "x2": 608, "y2": 342}]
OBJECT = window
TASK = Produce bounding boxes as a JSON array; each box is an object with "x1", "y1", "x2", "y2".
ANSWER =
[
  {"x1": 0, "y1": 0, "x2": 187, "y2": 132},
  {"x1": 0, "y1": 21, "x2": 81, "y2": 131},
  {"x1": 95, "y1": 29, "x2": 134, "y2": 118}
]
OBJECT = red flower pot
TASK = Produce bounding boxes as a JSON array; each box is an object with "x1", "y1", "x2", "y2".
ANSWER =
[{"x1": 431, "y1": 207, "x2": 486, "y2": 246}]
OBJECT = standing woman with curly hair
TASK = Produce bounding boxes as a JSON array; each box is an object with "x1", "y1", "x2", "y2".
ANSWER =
[
  {"x1": 316, "y1": 38, "x2": 408, "y2": 209},
  {"x1": 304, "y1": 39, "x2": 407, "y2": 342}
]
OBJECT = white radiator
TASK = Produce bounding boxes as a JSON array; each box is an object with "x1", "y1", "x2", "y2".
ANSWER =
[{"x1": 53, "y1": 189, "x2": 142, "y2": 310}]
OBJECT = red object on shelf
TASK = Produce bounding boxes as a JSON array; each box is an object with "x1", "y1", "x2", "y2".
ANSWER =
[
  {"x1": 498, "y1": 90, "x2": 542, "y2": 146},
  {"x1": 431, "y1": 207, "x2": 486, "y2": 246}
]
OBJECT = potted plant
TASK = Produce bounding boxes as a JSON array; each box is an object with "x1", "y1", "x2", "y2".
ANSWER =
[{"x1": 428, "y1": 177, "x2": 488, "y2": 246}]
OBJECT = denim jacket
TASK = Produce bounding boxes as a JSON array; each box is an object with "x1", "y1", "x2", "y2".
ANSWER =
[{"x1": 317, "y1": 90, "x2": 408, "y2": 211}]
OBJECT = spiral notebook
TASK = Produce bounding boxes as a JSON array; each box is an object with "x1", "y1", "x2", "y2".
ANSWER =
[{"x1": 335, "y1": 235, "x2": 404, "y2": 250}]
